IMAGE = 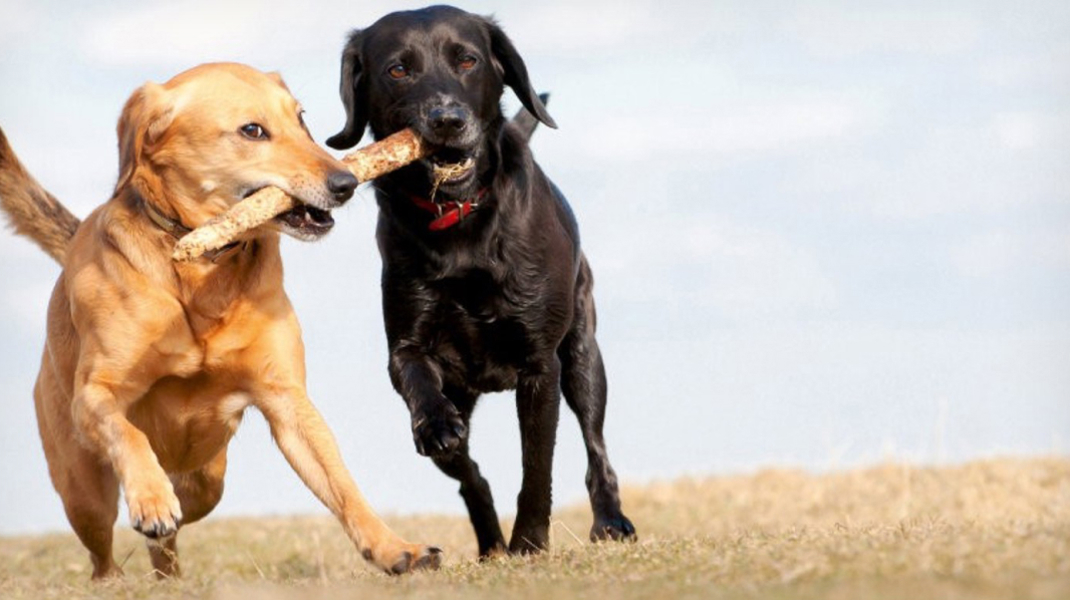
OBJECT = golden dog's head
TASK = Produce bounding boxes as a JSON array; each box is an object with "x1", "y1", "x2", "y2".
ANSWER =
[{"x1": 116, "y1": 62, "x2": 356, "y2": 241}]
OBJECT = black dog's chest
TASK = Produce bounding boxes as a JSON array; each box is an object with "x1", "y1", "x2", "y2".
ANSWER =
[
  {"x1": 434, "y1": 269, "x2": 502, "y2": 320},
  {"x1": 429, "y1": 270, "x2": 529, "y2": 391}
]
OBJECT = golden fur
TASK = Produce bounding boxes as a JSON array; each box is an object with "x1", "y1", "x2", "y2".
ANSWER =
[{"x1": 0, "y1": 63, "x2": 440, "y2": 578}]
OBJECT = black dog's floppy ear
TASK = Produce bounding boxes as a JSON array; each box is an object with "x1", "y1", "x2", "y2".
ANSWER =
[
  {"x1": 485, "y1": 19, "x2": 557, "y2": 129},
  {"x1": 327, "y1": 30, "x2": 368, "y2": 150},
  {"x1": 511, "y1": 92, "x2": 550, "y2": 143}
]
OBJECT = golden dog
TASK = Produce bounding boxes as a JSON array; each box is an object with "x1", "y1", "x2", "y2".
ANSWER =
[{"x1": 0, "y1": 62, "x2": 441, "y2": 578}]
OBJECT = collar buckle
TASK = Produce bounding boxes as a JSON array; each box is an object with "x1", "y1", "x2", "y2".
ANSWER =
[{"x1": 408, "y1": 188, "x2": 488, "y2": 231}]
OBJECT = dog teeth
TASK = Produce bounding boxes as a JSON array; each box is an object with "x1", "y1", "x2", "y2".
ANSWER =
[{"x1": 432, "y1": 157, "x2": 474, "y2": 182}]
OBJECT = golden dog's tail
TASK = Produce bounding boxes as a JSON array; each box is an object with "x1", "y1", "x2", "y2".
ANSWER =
[{"x1": 0, "y1": 127, "x2": 81, "y2": 264}]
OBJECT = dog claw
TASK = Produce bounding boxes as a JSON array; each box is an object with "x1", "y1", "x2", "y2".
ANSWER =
[
  {"x1": 590, "y1": 514, "x2": 637, "y2": 542},
  {"x1": 415, "y1": 547, "x2": 443, "y2": 569},
  {"x1": 390, "y1": 551, "x2": 414, "y2": 575},
  {"x1": 384, "y1": 545, "x2": 442, "y2": 574},
  {"x1": 363, "y1": 545, "x2": 443, "y2": 575},
  {"x1": 412, "y1": 402, "x2": 466, "y2": 457},
  {"x1": 128, "y1": 488, "x2": 183, "y2": 540},
  {"x1": 132, "y1": 516, "x2": 181, "y2": 539}
]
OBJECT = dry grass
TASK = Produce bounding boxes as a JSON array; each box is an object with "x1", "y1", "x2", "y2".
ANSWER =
[{"x1": 1, "y1": 457, "x2": 1067, "y2": 599}]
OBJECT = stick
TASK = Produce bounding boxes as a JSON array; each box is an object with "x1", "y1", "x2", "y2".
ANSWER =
[{"x1": 172, "y1": 128, "x2": 429, "y2": 261}]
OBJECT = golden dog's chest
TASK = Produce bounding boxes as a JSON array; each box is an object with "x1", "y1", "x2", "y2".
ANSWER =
[{"x1": 126, "y1": 377, "x2": 251, "y2": 473}]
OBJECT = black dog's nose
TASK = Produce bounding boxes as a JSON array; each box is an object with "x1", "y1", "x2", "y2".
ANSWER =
[
  {"x1": 327, "y1": 170, "x2": 359, "y2": 203},
  {"x1": 429, "y1": 106, "x2": 469, "y2": 138}
]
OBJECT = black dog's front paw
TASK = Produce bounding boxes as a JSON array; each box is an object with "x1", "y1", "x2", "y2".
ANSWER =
[
  {"x1": 591, "y1": 512, "x2": 637, "y2": 543},
  {"x1": 412, "y1": 401, "x2": 467, "y2": 457}
]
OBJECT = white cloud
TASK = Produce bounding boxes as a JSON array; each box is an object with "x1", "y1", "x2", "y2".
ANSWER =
[
  {"x1": 950, "y1": 229, "x2": 1070, "y2": 279},
  {"x1": 705, "y1": 98, "x2": 880, "y2": 154},
  {"x1": 2, "y1": 280, "x2": 52, "y2": 330},
  {"x1": 991, "y1": 113, "x2": 1045, "y2": 151},
  {"x1": 0, "y1": 234, "x2": 57, "y2": 332},
  {"x1": 978, "y1": 45, "x2": 1070, "y2": 89},
  {"x1": 783, "y1": 4, "x2": 983, "y2": 58},
  {"x1": 79, "y1": 0, "x2": 669, "y2": 69},
  {"x1": 596, "y1": 212, "x2": 839, "y2": 321},
  {"x1": 501, "y1": 2, "x2": 656, "y2": 54},
  {"x1": 991, "y1": 111, "x2": 1070, "y2": 152},
  {"x1": 499, "y1": 0, "x2": 755, "y2": 55},
  {"x1": 82, "y1": 0, "x2": 304, "y2": 66},
  {"x1": 79, "y1": 0, "x2": 403, "y2": 68},
  {"x1": 0, "y1": 0, "x2": 42, "y2": 48},
  {"x1": 788, "y1": 113, "x2": 1070, "y2": 221},
  {"x1": 566, "y1": 93, "x2": 884, "y2": 164}
]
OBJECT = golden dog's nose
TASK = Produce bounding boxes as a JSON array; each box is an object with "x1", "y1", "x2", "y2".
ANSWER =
[{"x1": 327, "y1": 170, "x2": 359, "y2": 203}]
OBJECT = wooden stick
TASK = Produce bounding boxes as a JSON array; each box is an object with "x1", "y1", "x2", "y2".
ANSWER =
[
  {"x1": 342, "y1": 128, "x2": 429, "y2": 183},
  {"x1": 172, "y1": 129, "x2": 429, "y2": 261}
]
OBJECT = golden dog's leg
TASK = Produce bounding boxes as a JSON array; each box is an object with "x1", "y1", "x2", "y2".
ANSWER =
[
  {"x1": 72, "y1": 382, "x2": 184, "y2": 541},
  {"x1": 146, "y1": 449, "x2": 228, "y2": 578},
  {"x1": 170, "y1": 449, "x2": 228, "y2": 526},
  {"x1": 146, "y1": 534, "x2": 179, "y2": 579},
  {"x1": 53, "y1": 449, "x2": 124, "y2": 579},
  {"x1": 37, "y1": 366, "x2": 124, "y2": 579},
  {"x1": 258, "y1": 389, "x2": 442, "y2": 574}
]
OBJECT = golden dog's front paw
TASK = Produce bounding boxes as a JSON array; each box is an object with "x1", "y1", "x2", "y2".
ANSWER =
[
  {"x1": 126, "y1": 481, "x2": 183, "y2": 539},
  {"x1": 363, "y1": 542, "x2": 443, "y2": 574}
]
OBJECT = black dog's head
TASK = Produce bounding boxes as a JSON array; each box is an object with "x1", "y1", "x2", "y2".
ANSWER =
[{"x1": 326, "y1": 5, "x2": 555, "y2": 199}]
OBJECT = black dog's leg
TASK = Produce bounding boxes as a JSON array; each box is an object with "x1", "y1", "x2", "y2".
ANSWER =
[
  {"x1": 558, "y1": 262, "x2": 636, "y2": 542},
  {"x1": 389, "y1": 348, "x2": 467, "y2": 457},
  {"x1": 508, "y1": 357, "x2": 562, "y2": 554},
  {"x1": 432, "y1": 387, "x2": 507, "y2": 557}
]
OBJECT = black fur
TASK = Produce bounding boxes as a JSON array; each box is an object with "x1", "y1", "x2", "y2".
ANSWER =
[{"x1": 328, "y1": 5, "x2": 635, "y2": 555}]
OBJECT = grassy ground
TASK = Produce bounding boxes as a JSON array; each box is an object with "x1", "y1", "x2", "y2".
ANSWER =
[{"x1": 1, "y1": 457, "x2": 1067, "y2": 599}]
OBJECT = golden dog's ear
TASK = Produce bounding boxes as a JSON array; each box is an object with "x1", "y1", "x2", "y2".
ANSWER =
[
  {"x1": 115, "y1": 82, "x2": 174, "y2": 192},
  {"x1": 266, "y1": 71, "x2": 291, "y2": 91}
]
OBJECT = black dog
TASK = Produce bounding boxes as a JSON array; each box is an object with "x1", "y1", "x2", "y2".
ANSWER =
[{"x1": 327, "y1": 5, "x2": 635, "y2": 555}]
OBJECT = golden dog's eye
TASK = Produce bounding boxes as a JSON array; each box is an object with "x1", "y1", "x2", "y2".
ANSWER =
[
  {"x1": 239, "y1": 123, "x2": 268, "y2": 140},
  {"x1": 458, "y1": 55, "x2": 478, "y2": 70},
  {"x1": 387, "y1": 64, "x2": 409, "y2": 79}
]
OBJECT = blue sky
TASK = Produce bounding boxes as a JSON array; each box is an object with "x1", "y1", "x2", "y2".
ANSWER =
[{"x1": 1, "y1": 0, "x2": 1068, "y2": 534}]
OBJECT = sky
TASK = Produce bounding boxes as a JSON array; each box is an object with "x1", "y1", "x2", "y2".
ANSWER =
[{"x1": 1, "y1": 0, "x2": 1068, "y2": 535}]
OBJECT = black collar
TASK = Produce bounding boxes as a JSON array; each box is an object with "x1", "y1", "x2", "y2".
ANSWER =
[
  {"x1": 140, "y1": 197, "x2": 245, "y2": 262},
  {"x1": 142, "y1": 197, "x2": 192, "y2": 238}
]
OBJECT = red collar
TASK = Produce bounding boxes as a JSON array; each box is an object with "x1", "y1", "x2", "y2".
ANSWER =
[{"x1": 409, "y1": 188, "x2": 488, "y2": 231}]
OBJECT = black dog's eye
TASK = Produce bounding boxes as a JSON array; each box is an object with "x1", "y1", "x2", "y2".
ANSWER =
[
  {"x1": 239, "y1": 123, "x2": 268, "y2": 140},
  {"x1": 387, "y1": 64, "x2": 409, "y2": 79},
  {"x1": 458, "y1": 55, "x2": 478, "y2": 70}
]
